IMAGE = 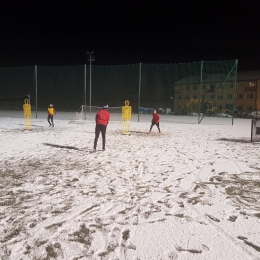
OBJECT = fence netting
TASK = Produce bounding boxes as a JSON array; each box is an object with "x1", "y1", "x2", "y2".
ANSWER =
[
  {"x1": 0, "y1": 66, "x2": 35, "y2": 109},
  {"x1": 0, "y1": 61, "x2": 239, "y2": 122}
]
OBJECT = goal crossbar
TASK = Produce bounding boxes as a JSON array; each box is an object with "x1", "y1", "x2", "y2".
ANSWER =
[{"x1": 76, "y1": 105, "x2": 122, "y2": 120}]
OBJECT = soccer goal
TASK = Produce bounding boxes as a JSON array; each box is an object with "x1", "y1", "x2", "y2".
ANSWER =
[
  {"x1": 251, "y1": 118, "x2": 260, "y2": 142},
  {"x1": 75, "y1": 105, "x2": 122, "y2": 120}
]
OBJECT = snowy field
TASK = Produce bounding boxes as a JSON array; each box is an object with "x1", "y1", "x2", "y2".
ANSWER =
[{"x1": 0, "y1": 111, "x2": 260, "y2": 260}]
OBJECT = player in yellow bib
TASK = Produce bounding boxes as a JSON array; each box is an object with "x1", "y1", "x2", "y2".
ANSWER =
[{"x1": 47, "y1": 104, "x2": 56, "y2": 127}]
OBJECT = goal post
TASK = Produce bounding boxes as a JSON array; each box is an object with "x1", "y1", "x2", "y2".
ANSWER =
[{"x1": 251, "y1": 118, "x2": 260, "y2": 142}]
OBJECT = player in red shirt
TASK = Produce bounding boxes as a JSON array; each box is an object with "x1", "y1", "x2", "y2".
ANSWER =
[
  {"x1": 148, "y1": 109, "x2": 161, "y2": 134},
  {"x1": 93, "y1": 105, "x2": 110, "y2": 151}
]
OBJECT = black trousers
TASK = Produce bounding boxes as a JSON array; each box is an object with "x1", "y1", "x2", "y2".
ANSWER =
[
  {"x1": 94, "y1": 124, "x2": 107, "y2": 150},
  {"x1": 47, "y1": 115, "x2": 54, "y2": 126},
  {"x1": 150, "y1": 122, "x2": 160, "y2": 132}
]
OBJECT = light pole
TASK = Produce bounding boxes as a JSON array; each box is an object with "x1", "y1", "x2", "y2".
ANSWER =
[{"x1": 87, "y1": 51, "x2": 95, "y2": 111}]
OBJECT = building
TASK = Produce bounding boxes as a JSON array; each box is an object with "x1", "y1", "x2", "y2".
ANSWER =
[
  {"x1": 236, "y1": 70, "x2": 260, "y2": 114},
  {"x1": 173, "y1": 70, "x2": 260, "y2": 116}
]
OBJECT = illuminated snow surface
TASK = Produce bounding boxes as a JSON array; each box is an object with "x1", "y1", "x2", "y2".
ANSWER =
[{"x1": 0, "y1": 111, "x2": 260, "y2": 260}]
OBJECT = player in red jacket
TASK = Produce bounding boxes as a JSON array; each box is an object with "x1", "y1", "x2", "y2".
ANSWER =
[
  {"x1": 148, "y1": 109, "x2": 161, "y2": 134},
  {"x1": 93, "y1": 105, "x2": 110, "y2": 151}
]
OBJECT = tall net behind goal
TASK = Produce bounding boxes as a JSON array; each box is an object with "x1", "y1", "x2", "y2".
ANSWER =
[
  {"x1": 76, "y1": 105, "x2": 122, "y2": 120},
  {"x1": 0, "y1": 61, "x2": 240, "y2": 125}
]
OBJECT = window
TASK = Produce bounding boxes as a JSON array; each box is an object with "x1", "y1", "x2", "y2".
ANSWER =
[
  {"x1": 202, "y1": 85, "x2": 206, "y2": 89},
  {"x1": 226, "y1": 94, "x2": 233, "y2": 99},
  {"x1": 236, "y1": 106, "x2": 242, "y2": 111},
  {"x1": 228, "y1": 83, "x2": 233, "y2": 88},
  {"x1": 236, "y1": 94, "x2": 242, "y2": 99},
  {"x1": 206, "y1": 85, "x2": 214, "y2": 92},
  {"x1": 208, "y1": 95, "x2": 214, "y2": 99},
  {"x1": 193, "y1": 85, "x2": 197, "y2": 90},
  {"x1": 176, "y1": 95, "x2": 182, "y2": 99},
  {"x1": 217, "y1": 94, "x2": 223, "y2": 99},
  {"x1": 175, "y1": 86, "x2": 182, "y2": 91},
  {"x1": 218, "y1": 84, "x2": 223, "y2": 89},
  {"x1": 246, "y1": 106, "x2": 253, "y2": 110},
  {"x1": 185, "y1": 85, "x2": 189, "y2": 90},
  {"x1": 191, "y1": 95, "x2": 197, "y2": 99},
  {"x1": 248, "y1": 82, "x2": 256, "y2": 87},
  {"x1": 246, "y1": 94, "x2": 253, "y2": 98}
]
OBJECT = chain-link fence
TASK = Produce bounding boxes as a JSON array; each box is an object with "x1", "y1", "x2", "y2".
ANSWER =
[{"x1": 0, "y1": 60, "x2": 242, "y2": 123}]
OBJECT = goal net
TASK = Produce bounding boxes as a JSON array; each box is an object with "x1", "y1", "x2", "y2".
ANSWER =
[
  {"x1": 0, "y1": 94, "x2": 31, "y2": 110},
  {"x1": 75, "y1": 105, "x2": 122, "y2": 120}
]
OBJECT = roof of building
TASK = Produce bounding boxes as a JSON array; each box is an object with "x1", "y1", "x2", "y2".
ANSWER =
[
  {"x1": 174, "y1": 74, "x2": 235, "y2": 85},
  {"x1": 174, "y1": 70, "x2": 260, "y2": 85},
  {"x1": 237, "y1": 70, "x2": 260, "y2": 81}
]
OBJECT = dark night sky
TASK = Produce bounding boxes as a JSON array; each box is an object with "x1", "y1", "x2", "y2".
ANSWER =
[{"x1": 0, "y1": 0, "x2": 260, "y2": 71}]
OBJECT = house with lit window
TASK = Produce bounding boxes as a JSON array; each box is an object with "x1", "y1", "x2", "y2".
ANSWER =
[
  {"x1": 173, "y1": 70, "x2": 260, "y2": 117},
  {"x1": 236, "y1": 70, "x2": 260, "y2": 114}
]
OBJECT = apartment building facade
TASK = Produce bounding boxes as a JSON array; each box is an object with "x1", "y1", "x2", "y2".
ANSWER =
[{"x1": 173, "y1": 70, "x2": 260, "y2": 116}]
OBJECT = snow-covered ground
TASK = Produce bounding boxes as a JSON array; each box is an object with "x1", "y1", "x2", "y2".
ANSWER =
[{"x1": 0, "y1": 111, "x2": 260, "y2": 260}]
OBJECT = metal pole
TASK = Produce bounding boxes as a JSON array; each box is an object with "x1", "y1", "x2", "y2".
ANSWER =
[
  {"x1": 232, "y1": 59, "x2": 238, "y2": 125},
  {"x1": 35, "y1": 65, "x2": 37, "y2": 118},
  {"x1": 198, "y1": 61, "x2": 203, "y2": 124},
  {"x1": 138, "y1": 63, "x2": 142, "y2": 122},
  {"x1": 84, "y1": 64, "x2": 86, "y2": 119},
  {"x1": 87, "y1": 51, "x2": 94, "y2": 112},
  {"x1": 90, "y1": 57, "x2": 92, "y2": 112}
]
